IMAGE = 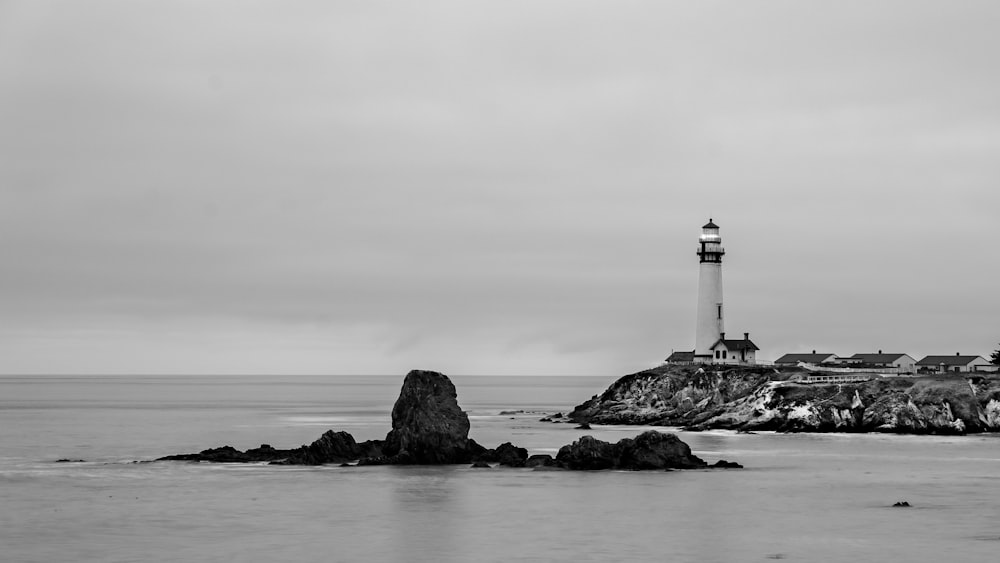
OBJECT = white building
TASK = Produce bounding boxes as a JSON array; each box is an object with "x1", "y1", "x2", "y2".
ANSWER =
[
  {"x1": 774, "y1": 352, "x2": 838, "y2": 366},
  {"x1": 709, "y1": 332, "x2": 760, "y2": 365},
  {"x1": 847, "y1": 352, "x2": 917, "y2": 374},
  {"x1": 694, "y1": 219, "x2": 725, "y2": 362},
  {"x1": 674, "y1": 219, "x2": 758, "y2": 366},
  {"x1": 916, "y1": 354, "x2": 993, "y2": 373}
]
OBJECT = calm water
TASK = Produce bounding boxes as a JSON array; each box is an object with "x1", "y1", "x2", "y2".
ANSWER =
[{"x1": 2, "y1": 374, "x2": 999, "y2": 562}]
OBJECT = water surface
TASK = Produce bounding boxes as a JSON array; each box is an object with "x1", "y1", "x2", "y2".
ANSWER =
[{"x1": 2, "y1": 374, "x2": 998, "y2": 562}]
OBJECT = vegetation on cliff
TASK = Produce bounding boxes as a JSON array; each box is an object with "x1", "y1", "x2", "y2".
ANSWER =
[{"x1": 569, "y1": 365, "x2": 1000, "y2": 434}]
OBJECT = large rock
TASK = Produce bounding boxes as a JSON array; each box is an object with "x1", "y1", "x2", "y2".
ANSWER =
[
  {"x1": 381, "y1": 369, "x2": 478, "y2": 464},
  {"x1": 616, "y1": 430, "x2": 707, "y2": 470},
  {"x1": 555, "y1": 431, "x2": 707, "y2": 470},
  {"x1": 158, "y1": 369, "x2": 482, "y2": 466},
  {"x1": 556, "y1": 435, "x2": 619, "y2": 470}
]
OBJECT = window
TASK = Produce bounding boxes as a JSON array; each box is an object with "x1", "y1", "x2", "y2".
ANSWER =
[
  {"x1": 715, "y1": 350, "x2": 720, "y2": 359},
  {"x1": 717, "y1": 305, "x2": 722, "y2": 319},
  {"x1": 722, "y1": 350, "x2": 727, "y2": 359}
]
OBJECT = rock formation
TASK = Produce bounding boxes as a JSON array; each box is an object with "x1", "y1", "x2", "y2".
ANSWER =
[
  {"x1": 555, "y1": 430, "x2": 711, "y2": 470},
  {"x1": 158, "y1": 431, "x2": 385, "y2": 465},
  {"x1": 569, "y1": 364, "x2": 1000, "y2": 435},
  {"x1": 381, "y1": 369, "x2": 482, "y2": 464},
  {"x1": 159, "y1": 368, "x2": 737, "y2": 470}
]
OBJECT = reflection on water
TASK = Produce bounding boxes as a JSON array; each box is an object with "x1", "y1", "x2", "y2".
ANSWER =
[{"x1": 390, "y1": 468, "x2": 461, "y2": 560}]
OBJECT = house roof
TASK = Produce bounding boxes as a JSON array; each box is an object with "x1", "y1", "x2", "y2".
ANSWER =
[
  {"x1": 849, "y1": 353, "x2": 911, "y2": 364},
  {"x1": 702, "y1": 219, "x2": 719, "y2": 229},
  {"x1": 916, "y1": 355, "x2": 986, "y2": 366},
  {"x1": 710, "y1": 338, "x2": 760, "y2": 352},
  {"x1": 775, "y1": 353, "x2": 836, "y2": 364},
  {"x1": 665, "y1": 350, "x2": 695, "y2": 362}
]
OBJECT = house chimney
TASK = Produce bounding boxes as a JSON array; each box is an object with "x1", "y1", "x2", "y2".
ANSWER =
[
  {"x1": 956, "y1": 352, "x2": 960, "y2": 356},
  {"x1": 812, "y1": 350, "x2": 816, "y2": 354},
  {"x1": 878, "y1": 349, "x2": 882, "y2": 354},
  {"x1": 720, "y1": 332, "x2": 725, "y2": 340},
  {"x1": 744, "y1": 332, "x2": 749, "y2": 341}
]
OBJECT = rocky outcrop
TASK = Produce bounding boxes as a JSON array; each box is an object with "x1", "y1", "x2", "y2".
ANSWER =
[
  {"x1": 569, "y1": 365, "x2": 1000, "y2": 435},
  {"x1": 555, "y1": 431, "x2": 715, "y2": 470},
  {"x1": 475, "y1": 442, "x2": 529, "y2": 467},
  {"x1": 382, "y1": 370, "x2": 481, "y2": 464},
  {"x1": 161, "y1": 369, "x2": 487, "y2": 465},
  {"x1": 158, "y1": 432, "x2": 386, "y2": 465},
  {"x1": 160, "y1": 368, "x2": 739, "y2": 470}
]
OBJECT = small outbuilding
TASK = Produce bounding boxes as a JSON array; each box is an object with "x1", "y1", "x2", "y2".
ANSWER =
[
  {"x1": 916, "y1": 354, "x2": 993, "y2": 374},
  {"x1": 665, "y1": 350, "x2": 696, "y2": 365}
]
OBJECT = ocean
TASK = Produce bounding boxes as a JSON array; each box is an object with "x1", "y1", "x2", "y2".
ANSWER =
[{"x1": 2, "y1": 374, "x2": 999, "y2": 562}]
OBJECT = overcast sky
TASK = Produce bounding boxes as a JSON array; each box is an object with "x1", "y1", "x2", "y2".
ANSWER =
[{"x1": 1, "y1": 1, "x2": 998, "y2": 375}]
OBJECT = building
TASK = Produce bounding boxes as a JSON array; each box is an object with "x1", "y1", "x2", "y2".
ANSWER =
[
  {"x1": 694, "y1": 219, "x2": 725, "y2": 363},
  {"x1": 668, "y1": 219, "x2": 759, "y2": 366},
  {"x1": 916, "y1": 354, "x2": 993, "y2": 374},
  {"x1": 665, "y1": 350, "x2": 696, "y2": 365},
  {"x1": 709, "y1": 332, "x2": 760, "y2": 365},
  {"x1": 774, "y1": 352, "x2": 838, "y2": 366},
  {"x1": 846, "y1": 352, "x2": 916, "y2": 374}
]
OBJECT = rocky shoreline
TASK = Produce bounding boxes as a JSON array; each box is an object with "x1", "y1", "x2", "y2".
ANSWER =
[
  {"x1": 159, "y1": 369, "x2": 739, "y2": 471},
  {"x1": 566, "y1": 364, "x2": 1000, "y2": 434}
]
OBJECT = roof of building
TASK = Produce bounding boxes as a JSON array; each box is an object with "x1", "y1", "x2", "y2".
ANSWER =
[
  {"x1": 702, "y1": 219, "x2": 719, "y2": 229},
  {"x1": 665, "y1": 350, "x2": 695, "y2": 363},
  {"x1": 710, "y1": 338, "x2": 760, "y2": 352},
  {"x1": 774, "y1": 353, "x2": 837, "y2": 364},
  {"x1": 848, "y1": 353, "x2": 912, "y2": 364},
  {"x1": 916, "y1": 355, "x2": 987, "y2": 366}
]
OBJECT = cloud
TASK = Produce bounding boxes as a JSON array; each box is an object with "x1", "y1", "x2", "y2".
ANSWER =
[{"x1": 1, "y1": 1, "x2": 999, "y2": 374}]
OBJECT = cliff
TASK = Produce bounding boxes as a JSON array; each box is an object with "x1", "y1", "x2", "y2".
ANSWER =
[{"x1": 568, "y1": 364, "x2": 1000, "y2": 434}]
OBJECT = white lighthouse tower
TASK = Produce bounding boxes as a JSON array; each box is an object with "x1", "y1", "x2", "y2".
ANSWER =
[{"x1": 694, "y1": 219, "x2": 725, "y2": 362}]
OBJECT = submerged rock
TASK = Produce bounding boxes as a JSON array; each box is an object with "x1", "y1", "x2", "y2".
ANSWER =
[
  {"x1": 525, "y1": 454, "x2": 557, "y2": 468},
  {"x1": 711, "y1": 460, "x2": 743, "y2": 469}
]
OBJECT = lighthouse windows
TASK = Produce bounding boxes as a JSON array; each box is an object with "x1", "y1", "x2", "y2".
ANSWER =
[{"x1": 717, "y1": 305, "x2": 722, "y2": 319}]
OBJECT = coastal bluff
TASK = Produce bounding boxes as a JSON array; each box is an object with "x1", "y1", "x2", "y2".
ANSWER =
[
  {"x1": 568, "y1": 364, "x2": 1000, "y2": 434},
  {"x1": 160, "y1": 369, "x2": 731, "y2": 470}
]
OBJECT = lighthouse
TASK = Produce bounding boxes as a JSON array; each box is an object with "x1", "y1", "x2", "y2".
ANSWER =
[
  {"x1": 665, "y1": 219, "x2": 759, "y2": 366},
  {"x1": 694, "y1": 219, "x2": 725, "y2": 362}
]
